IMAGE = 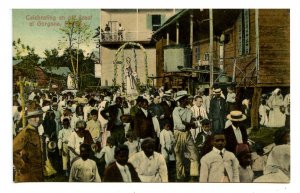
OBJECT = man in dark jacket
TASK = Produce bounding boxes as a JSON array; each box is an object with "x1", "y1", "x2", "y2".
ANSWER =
[
  {"x1": 209, "y1": 88, "x2": 226, "y2": 133},
  {"x1": 101, "y1": 97, "x2": 125, "y2": 145},
  {"x1": 134, "y1": 99, "x2": 156, "y2": 140},
  {"x1": 224, "y1": 111, "x2": 249, "y2": 154},
  {"x1": 103, "y1": 145, "x2": 141, "y2": 182}
]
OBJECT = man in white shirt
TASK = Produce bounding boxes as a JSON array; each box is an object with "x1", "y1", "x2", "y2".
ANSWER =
[
  {"x1": 190, "y1": 95, "x2": 208, "y2": 142},
  {"x1": 200, "y1": 132, "x2": 240, "y2": 182},
  {"x1": 172, "y1": 90, "x2": 199, "y2": 181},
  {"x1": 128, "y1": 138, "x2": 168, "y2": 182}
]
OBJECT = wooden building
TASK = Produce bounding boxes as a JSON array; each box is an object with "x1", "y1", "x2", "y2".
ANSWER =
[{"x1": 152, "y1": 9, "x2": 290, "y2": 128}]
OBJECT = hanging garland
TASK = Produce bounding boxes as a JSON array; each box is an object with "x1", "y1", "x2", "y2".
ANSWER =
[{"x1": 113, "y1": 42, "x2": 148, "y2": 93}]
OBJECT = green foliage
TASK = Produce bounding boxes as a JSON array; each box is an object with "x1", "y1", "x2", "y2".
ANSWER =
[
  {"x1": 13, "y1": 38, "x2": 40, "y2": 80},
  {"x1": 58, "y1": 16, "x2": 93, "y2": 76},
  {"x1": 41, "y1": 48, "x2": 63, "y2": 69}
]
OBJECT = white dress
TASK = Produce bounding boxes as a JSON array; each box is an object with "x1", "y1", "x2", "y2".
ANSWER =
[
  {"x1": 125, "y1": 66, "x2": 138, "y2": 95},
  {"x1": 259, "y1": 104, "x2": 270, "y2": 126},
  {"x1": 267, "y1": 94, "x2": 286, "y2": 127},
  {"x1": 159, "y1": 129, "x2": 175, "y2": 161}
]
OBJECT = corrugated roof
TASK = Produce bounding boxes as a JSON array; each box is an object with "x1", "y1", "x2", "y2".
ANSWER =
[
  {"x1": 152, "y1": 9, "x2": 189, "y2": 38},
  {"x1": 40, "y1": 66, "x2": 71, "y2": 77}
]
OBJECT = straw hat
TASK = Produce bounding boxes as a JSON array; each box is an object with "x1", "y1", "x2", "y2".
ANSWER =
[
  {"x1": 226, "y1": 110, "x2": 247, "y2": 122},
  {"x1": 174, "y1": 90, "x2": 189, "y2": 101},
  {"x1": 26, "y1": 102, "x2": 43, "y2": 118},
  {"x1": 74, "y1": 97, "x2": 88, "y2": 104},
  {"x1": 47, "y1": 141, "x2": 57, "y2": 152},
  {"x1": 213, "y1": 88, "x2": 222, "y2": 94}
]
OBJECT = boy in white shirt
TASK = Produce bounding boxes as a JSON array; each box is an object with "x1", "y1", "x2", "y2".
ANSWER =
[
  {"x1": 69, "y1": 144, "x2": 101, "y2": 182},
  {"x1": 96, "y1": 137, "x2": 115, "y2": 167},
  {"x1": 86, "y1": 109, "x2": 101, "y2": 143},
  {"x1": 58, "y1": 118, "x2": 73, "y2": 177},
  {"x1": 159, "y1": 123, "x2": 175, "y2": 162}
]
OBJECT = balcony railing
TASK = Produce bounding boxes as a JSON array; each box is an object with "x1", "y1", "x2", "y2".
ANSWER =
[{"x1": 100, "y1": 31, "x2": 153, "y2": 42}]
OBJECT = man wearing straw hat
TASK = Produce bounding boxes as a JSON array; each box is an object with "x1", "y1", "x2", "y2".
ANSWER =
[
  {"x1": 172, "y1": 90, "x2": 199, "y2": 182},
  {"x1": 224, "y1": 110, "x2": 249, "y2": 154},
  {"x1": 13, "y1": 101, "x2": 44, "y2": 182}
]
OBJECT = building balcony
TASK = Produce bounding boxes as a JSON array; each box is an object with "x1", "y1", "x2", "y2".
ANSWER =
[{"x1": 99, "y1": 31, "x2": 153, "y2": 45}]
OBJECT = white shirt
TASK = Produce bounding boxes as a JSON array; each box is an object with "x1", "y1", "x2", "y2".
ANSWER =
[
  {"x1": 69, "y1": 158, "x2": 101, "y2": 182},
  {"x1": 141, "y1": 108, "x2": 148, "y2": 117},
  {"x1": 160, "y1": 129, "x2": 175, "y2": 150},
  {"x1": 58, "y1": 127, "x2": 73, "y2": 150},
  {"x1": 173, "y1": 106, "x2": 193, "y2": 131},
  {"x1": 226, "y1": 93, "x2": 236, "y2": 103},
  {"x1": 86, "y1": 119, "x2": 101, "y2": 142},
  {"x1": 190, "y1": 105, "x2": 208, "y2": 120},
  {"x1": 96, "y1": 146, "x2": 115, "y2": 167},
  {"x1": 232, "y1": 125, "x2": 243, "y2": 144},
  {"x1": 70, "y1": 114, "x2": 84, "y2": 130},
  {"x1": 68, "y1": 131, "x2": 84, "y2": 161},
  {"x1": 128, "y1": 151, "x2": 168, "y2": 182},
  {"x1": 116, "y1": 162, "x2": 132, "y2": 182},
  {"x1": 124, "y1": 140, "x2": 139, "y2": 158}
]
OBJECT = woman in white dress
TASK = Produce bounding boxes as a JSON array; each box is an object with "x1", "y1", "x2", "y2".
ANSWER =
[{"x1": 267, "y1": 88, "x2": 286, "y2": 128}]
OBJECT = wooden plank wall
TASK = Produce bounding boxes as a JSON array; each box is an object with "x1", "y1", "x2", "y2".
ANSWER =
[
  {"x1": 223, "y1": 9, "x2": 257, "y2": 87},
  {"x1": 257, "y1": 9, "x2": 290, "y2": 86}
]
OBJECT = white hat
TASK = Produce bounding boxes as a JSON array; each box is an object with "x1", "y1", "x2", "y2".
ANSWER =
[
  {"x1": 198, "y1": 87, "x2": 205, "y2": 92},
  {"x1": 51, "y1": 84, "x2": 58, "y2": 89},
  {"x1": 104, "y1": 96, "x2": 111, "y2": 102},
  {"x1": 174, "y1": 90, "x2": 189, "y2": 101},
  {"x1": 226, "y1": 110, "x2": 247, "y2": 122},
  {"x1": 213, "y1": 88, "x2": 222, "y2": 94},
  {"x1": 74, "y1": 97, "x2": 88, "y2": 104}
]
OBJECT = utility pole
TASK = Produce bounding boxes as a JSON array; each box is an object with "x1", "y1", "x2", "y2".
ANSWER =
[{"x1": 209, "y1": 9, "x2": 214, "y2": 93}]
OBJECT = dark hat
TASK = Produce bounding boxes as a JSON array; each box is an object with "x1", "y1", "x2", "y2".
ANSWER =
[{"x1": 201, "y1": 119, "x2": 210, "y2": 125}]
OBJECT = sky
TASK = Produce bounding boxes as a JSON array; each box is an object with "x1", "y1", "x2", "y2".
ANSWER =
[
  {"x1": 2, "y1": 1, "x2": 300, "y2": 193},
  {"x1": 13, "y1": 9, "x2": 100, "y2": 57}
]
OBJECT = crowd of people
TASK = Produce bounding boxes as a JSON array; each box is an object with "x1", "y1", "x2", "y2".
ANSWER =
[{"x1": 12, "y1": 86, "x2": 290, "y2": 183}]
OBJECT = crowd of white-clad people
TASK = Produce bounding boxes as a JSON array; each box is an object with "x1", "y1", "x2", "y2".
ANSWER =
[{"x1": 12, "y1": 86, "x2": 290, "y2": 182}]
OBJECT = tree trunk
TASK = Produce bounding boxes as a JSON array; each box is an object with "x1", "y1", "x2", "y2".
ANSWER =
[{"x1": 251, "y1": 87, "x2": 262, "y2": 131}]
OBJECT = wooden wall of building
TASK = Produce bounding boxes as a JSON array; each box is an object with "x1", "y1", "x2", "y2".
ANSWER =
[{"x1": 257, "y1": 9, "x2": 290, "y2": 86}]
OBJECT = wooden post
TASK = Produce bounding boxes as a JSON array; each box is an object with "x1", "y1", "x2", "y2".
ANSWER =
[
  {"x1": 209, "y1": 9, "x2": 214, "y2": 94},
  {"x1": 166, "y1": 33, "x2": 169, "y2": 46},
  {"x1": 176, "y1": 22, "x2": 179, "y2": 45},
  {"x1": 190, "y1": 13, "x2": 193, "y2": 50},
  {"x1": 255, "y1": 9, "x2": 260, "y2": 82}
]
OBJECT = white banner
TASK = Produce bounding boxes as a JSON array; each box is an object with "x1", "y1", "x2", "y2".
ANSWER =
[{"x1": 94, "y1": 64, "x2": 101, "y2": 78}]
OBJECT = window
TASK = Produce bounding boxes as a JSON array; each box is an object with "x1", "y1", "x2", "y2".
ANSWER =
[
  {"x1": 152, "y1": 15, "x2": 161, "y2": 31},
  {"x1": 204, "y1": 53, "x2": 209, "y2": 61},
  {"x1": 238, "y1": 9, "x2": 250, "y2": 55},
  {"x1": 195, "y1": 47, "x2": 200, "y2": 62}
]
